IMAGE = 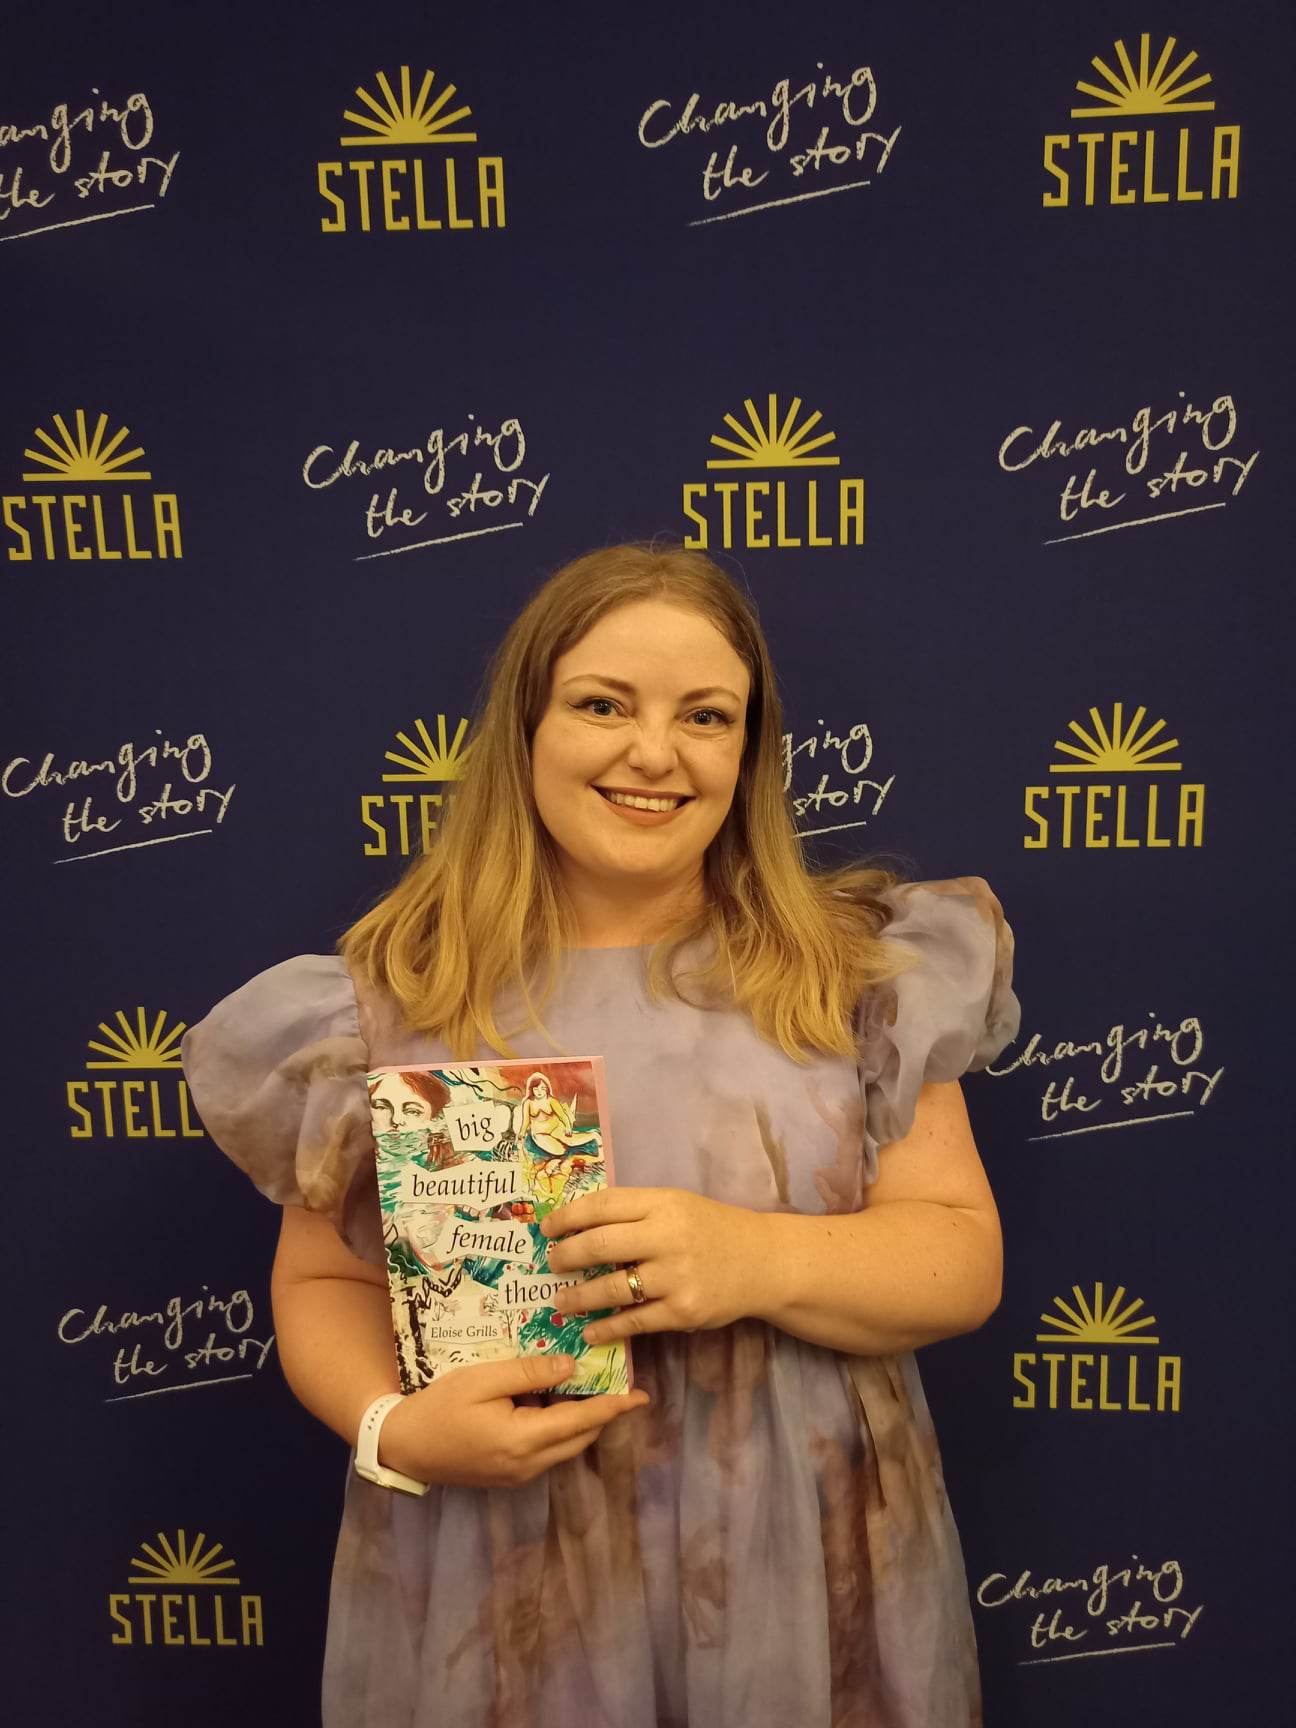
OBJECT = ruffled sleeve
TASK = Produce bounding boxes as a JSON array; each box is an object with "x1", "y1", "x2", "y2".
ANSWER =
[
  {"x1": 857, "y1": 876, "x2": 1021, "y2": 1180},
  {"x1": 181, "y1": 954, "x2": 382, "y2": 1265}
]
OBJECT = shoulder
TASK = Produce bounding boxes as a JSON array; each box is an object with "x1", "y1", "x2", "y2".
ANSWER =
[
  {"x1": 876, "y1": 873, "x2": 1010, "y2": 933},
  {"x1": 196, "y1": 951, "x2": 358, "y2": 1020},
  {"x1": 864, "y1": 877, "x2": 1022, "y2": 1078},
  {"x1": 857, "y1": 875, "x2": 1021, "y2": 1152},
  {"x1": 182, "y1": 952, "x2": 366, "y2": 1099},
  {"x1": 869, "y1": 875, "x2": 1014, "y2": 1002},
  {"x1": 180, "y1": 953, "x2": 383, "y2": 1261}
]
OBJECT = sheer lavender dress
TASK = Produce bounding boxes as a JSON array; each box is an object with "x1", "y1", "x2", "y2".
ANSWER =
[{"x1": 182, "y1": 876, "x2": 1019, "y2": 1728}]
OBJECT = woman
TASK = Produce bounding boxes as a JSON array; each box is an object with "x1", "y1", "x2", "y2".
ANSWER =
[
  {"x1": 182, "y1": 542, "x2": 1020, "y2": 1728},
  {"x1": 521, "y1": 1072, "x2": 602, "y2": 1161},
  {"x1": 520, "y1": 1071, "x2": 604, "y2": 1195}
]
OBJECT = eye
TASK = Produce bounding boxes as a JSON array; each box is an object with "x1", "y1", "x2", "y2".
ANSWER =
[
  {"x1": 689, "y1": 708, "x2": 732, "y2": 727},
  {"x1": 574, "y1": 696, "x2": 621, "y2": 718}
]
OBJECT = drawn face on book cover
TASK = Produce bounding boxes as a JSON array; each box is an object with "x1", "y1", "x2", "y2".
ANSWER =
[
  {"x1": 369, "y1": 1071, "x2": 444, "y2": 1131},
  {"x1": 530, "y1": 599, "x2": 749, "y2": 901}
]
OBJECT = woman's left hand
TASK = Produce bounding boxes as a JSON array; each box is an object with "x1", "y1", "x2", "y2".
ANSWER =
[{"x1": 540, "y1": 1187, "x2": 771, "y2": 1343}]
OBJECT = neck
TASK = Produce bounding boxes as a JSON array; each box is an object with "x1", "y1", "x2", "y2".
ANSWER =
[{"x1": 559, "y1": 864, "x2": 706, "y2": 949}]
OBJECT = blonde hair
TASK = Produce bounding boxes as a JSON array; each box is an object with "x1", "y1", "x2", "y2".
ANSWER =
[{"x1": 342, "y1": 542, "x2": 916, "y2": 1060}]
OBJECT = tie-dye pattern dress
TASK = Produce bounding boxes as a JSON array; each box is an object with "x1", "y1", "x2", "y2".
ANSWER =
[{"x1": 182, "y1": 876, "x2": 1020, "y2": 1728}]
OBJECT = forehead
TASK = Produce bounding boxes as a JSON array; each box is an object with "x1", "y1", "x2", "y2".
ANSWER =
[{"x1": 553, "y1": 600, "x2": 749, "y2": 690}]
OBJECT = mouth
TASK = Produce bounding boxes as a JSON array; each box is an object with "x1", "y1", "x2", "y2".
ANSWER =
[{"x1": 594, "y1": 787, "x2": 693, "y2": 814}]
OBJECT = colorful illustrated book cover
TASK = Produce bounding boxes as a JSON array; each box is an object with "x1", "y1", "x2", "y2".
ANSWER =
[{"x1": 369, "y1": 1056, "x2": 630, "y2": 1397}]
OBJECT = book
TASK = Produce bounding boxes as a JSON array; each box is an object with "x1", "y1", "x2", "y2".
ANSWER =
[{"x1": 368, "y1": 1055, "x2": 631, "y2": 1397}]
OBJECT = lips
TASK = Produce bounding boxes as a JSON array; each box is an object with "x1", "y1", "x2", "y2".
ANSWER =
[
  {"x1": 595, "y1": 787, "x2": 692, "y2": 811},
  {"x1": 593, "y1": 787, "x2": 693, "y2": 817}
]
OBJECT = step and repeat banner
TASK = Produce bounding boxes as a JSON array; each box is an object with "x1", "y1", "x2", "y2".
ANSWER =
[{"x1": 4, "y1": 2, "x2": 1291, "y2": 1723}]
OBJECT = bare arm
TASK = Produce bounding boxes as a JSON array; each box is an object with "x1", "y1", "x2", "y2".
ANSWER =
[
  {"x1": 751, "y1": 1081, "x2": 1004, "y2": 1354},
  {"x1": 550, "y1": 1080, "x2": 1003, "y2": 1358},
  {"x1": 269, "y1": 1206, "x2": 402, "y2": 1446}
]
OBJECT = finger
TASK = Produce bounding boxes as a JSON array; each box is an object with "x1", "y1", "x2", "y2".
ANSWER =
[
  {"x1": 546, "y1": 1222, "x2": 649, "y2": 1274},
  {"x1": 528, "y1": 1427, "x2": 604, "y2": 1474},
  {"x1": 540, "y1": 1187, "x2": 659, "y2": 1238},
  {"x1": 559, "y1": 1264, "x2": 649, "y2": 1313},
  {"x1": 527, "y1": 1401, "x2": 646, "y2": 1474},
  {"x1": 450, "y1": 1352, "x2": 577, "y2": 1402},
  {"x1": 514, "y1": 1389, "x2": 649, "y2": 1447},
  {"x1": 581, "y1": 1301, "x2": 674, "y2": 1345}
]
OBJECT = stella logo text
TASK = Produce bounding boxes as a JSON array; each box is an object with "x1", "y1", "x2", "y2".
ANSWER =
[
  {"x1": 682, "y1": 394, "x2": 864, "y2": 551},
  {"x1": 67, "y1": 1008, "x2": 203, "y2": 1141},
  {"x1": 1043, "y1": 33, "x2": 1240, "y2": 208},
  {"x1": 1024, "y1": 702, "x2": 1204, "y2": 850},
  {"x1": 318, "y1": 65, "x2": 505, "y2": 233},
  {"x1": 108, "y1": 1530, "x2": 263, "y2": 1647},
  {"x1": 1013, "y1": 1282, "x2": 1182, "y2": 1414},
  {"x1": 3, "y1": 410, "x2": 182, "y2": 562}
]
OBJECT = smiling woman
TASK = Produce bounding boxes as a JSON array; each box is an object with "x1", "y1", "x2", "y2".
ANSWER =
[
  {"x1": 182, "y1": 540, "x2": 1020, "y2": 1728},
  {"x1": 342, "y1": 541, "x2": 916, "y2": 1059},
  {"x1": 528, "y1": 599, "x2": 750, "y2": 930}
]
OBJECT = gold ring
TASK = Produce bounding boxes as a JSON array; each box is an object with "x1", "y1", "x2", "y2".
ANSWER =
[{"x1": 625, "y1": 1263, "x2": 648, "y2": 1305}]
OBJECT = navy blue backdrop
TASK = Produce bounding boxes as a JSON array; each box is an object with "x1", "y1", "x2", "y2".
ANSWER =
[{"x1": 4, "y1": 1, "x2": 1293, "y2": 1722}]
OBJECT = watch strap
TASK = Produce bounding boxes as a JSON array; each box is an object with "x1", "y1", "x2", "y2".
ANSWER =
[{"x1": 354, "y1": 1392, "x2": 429, "y2": 1496}]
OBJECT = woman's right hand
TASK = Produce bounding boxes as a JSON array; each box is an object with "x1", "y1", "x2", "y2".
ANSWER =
[{"x1": 377, "y1": 1354, "x2": 649, "y2": 1489}]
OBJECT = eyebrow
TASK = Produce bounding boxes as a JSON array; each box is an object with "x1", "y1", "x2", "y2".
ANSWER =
[{"x1": 561, "y1": 675, "x2": 743, "y2": 704}]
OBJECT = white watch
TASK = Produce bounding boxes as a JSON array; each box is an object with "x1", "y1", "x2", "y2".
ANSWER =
[{"x1": 354, "y1": 1393, "x2": 429, "y2": 1496}]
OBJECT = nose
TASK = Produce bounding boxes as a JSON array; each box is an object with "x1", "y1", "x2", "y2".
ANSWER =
[{"x1": 623, "y1": 718, "x2": 680, "y2": 780}]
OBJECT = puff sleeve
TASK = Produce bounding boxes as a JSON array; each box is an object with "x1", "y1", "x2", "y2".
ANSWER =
[
  {"x1": 857, "y1": 876, "x2": 1021, "y2": 1180},
  {"x1": 181, "y1": 954, "x2": 383, "y2": 1265}
]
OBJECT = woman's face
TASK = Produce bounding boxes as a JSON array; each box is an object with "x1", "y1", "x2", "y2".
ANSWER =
[
  {"x1": 531, "y1": 1077, "x2": 551, "y2": 1100},
  {"x1": 371, "y1": 1074, "x2": 435, "y2": 1131},
  {"x1": 530, "y1": 599, "x2": 749, "y2": 900}
]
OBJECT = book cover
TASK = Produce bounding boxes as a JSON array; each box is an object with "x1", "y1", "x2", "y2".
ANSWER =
[{"x1": 368, "y1": 1056, "x2": 631, "y2": 1397}]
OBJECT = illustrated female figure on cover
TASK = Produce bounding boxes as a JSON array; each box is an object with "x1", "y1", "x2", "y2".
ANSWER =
[
  {"x1": 183, "y1": 543, "x2": 1020, "y2": 1728},
  {"x1": 519, "y1": 1072, "x2": 603, "y2": 1181}
]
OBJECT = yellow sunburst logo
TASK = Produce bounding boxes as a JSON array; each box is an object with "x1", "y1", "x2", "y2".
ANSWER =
[
  {"x1": 381, "y1": 715, "x2": 471, "y2": 783},
  {"x1": 1048, "y1": 703, "x2": 1183, "y2": 774},
  {"x1": 340, "y1": 66, "x2": 478, "y2": 146},
  {"x1": 705, "y1": 395, "x2": 841, "y2": 470},
  {"x1": 22, "y1": 410, "x2": 152, "y2": 483},
  {"x1": 127, "y1": 1530, "x2": 239, "y2": 1587},
  {"x1": 86, "y1": 1008, "x2": 187, "y2": 1070},
  {"x1": 1071, "y1": 34, "x2": 1216, "y2": 117},
  {"x1": 1036, "y1": 1283, "x2": 1161, "y2": 1346}
]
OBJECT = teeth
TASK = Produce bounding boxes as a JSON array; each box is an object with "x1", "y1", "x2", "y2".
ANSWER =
[{"x1": 603, "y1": 791, "x2": 683, "y2": 812}]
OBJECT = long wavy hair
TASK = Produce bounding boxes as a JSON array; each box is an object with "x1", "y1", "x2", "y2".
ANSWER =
[{"x1": 342, "y1": 542, "x2": 916, "y2": 1060}]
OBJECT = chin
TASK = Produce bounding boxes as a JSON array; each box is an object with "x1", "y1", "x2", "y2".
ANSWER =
[{"x1": 584, "y1": 843, "x2": 686, "y2": 878}]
